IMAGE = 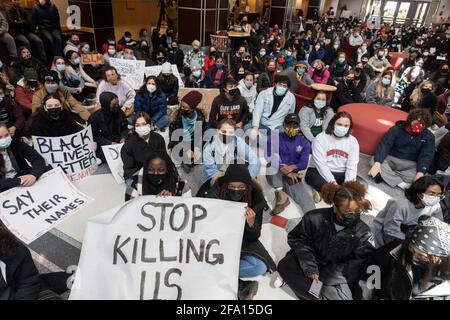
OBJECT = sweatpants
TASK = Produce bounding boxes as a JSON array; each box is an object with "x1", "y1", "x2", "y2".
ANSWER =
[
  {"x1": 305, "y1": 167, "x2": 346, "y2": 192},
  {"x1": 380, "y1": 155, "x2": 417, "y2": 187}
]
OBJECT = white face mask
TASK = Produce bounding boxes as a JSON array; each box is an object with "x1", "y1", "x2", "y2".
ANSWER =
[
  {"x1": 135, "y1": 125, "x2": 151, "y2": 137},
  {"x1": 244, "y1": 80, "x2": 253, "y2": 88},
  {"x1": 108, "y1": 49, "x2": 116, "y2": 55},
  {"x1": 147, "y1": 84, "x2": 156, "y2": 93},
  {"x1": 421, "y1": 194, "x2": 441, "y2": 207}
]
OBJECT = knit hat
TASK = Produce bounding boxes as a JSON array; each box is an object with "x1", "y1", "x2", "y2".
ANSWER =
[
  {"x1": 181, "y1": 91, "x2": 203, "y2": 108},
  {"x1": 43, "y1": 70, "x2": 60, "y2": 84},
  {"x1": 222, "y1": 164, "x2": 252, "y2": 185},
  {"x1": 190, "y1": 60, "x2": 202, "y2": 71},
  {"x1": 24, "y1": 68, "x2": 38, "y2": 81},
  {"x1": 161, "y1": 62, "x2": 172, "y2": 75},
  {"x1": 412, "y1": 216, "x2": 450, "y2": 257}
]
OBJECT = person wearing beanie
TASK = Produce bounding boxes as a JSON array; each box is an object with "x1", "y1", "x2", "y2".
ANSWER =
[
  {"x1": 183, "y1": 39, "x2": 205, "y2": 76},
  {"x1": 31, "y1": 70, "x2": 91, "y2": 121},
  {"x1": 157, "y1": 62, "x2": 179, "y2": 105},
  {"x1": 168, "y1": 91, "x2": 207, "y2": 182},
  {"x1": 185, "y1": 60, "x2": 212, "y2": 88},
  {"x1": 14, "y1": 67, "x2": 41, "y2": 116},
  {"x1": 357, "y1": 216, "x2": 450, "y2": 300},
  {"x1": 197, "y1": 164, "x2": 277, "y2": 300},
  {"x1": 88, "y1": 91, "x2": 128, "y2": 163}
]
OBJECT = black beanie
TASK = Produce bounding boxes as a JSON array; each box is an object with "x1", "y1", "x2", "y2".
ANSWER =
[{"x1": 222, "y1": 164, "x2": 252, "y2": 185}]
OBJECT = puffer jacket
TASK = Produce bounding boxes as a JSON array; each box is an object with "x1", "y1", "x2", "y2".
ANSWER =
[
  {"x1": 134, "y1": 91, "x2": 167, "y2": 125},
  {"x1": 287, "y1": 207, "x2": 375, "y2": 285}
]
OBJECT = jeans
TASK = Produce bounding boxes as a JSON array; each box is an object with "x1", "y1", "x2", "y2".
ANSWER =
[
  {"x1": 0, "y1": 32, "x2": 18, "y2": 58},
  {"x1": 14, "y1": 32, "x2": 47, "y2": 62},
  {"x1": 239, "y1": 254, "x2": 267, "y2": 278},
  {"x1": 153, "y1": 114, "x2": 169, "y2": 130},
  {"x1": 39, "y1": 28, "x2": 62, "y2": 62}
]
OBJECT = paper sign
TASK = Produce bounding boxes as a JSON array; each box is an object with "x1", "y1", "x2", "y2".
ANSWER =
[
  {"x1": 144, "y1": 64, "x2": 184, "y2": 88},
  {"x1": 102, "y1": 144, "x2": 124, "y2": 184},
  {"x1": 81, "y1": 53, "x2": 105, "y2": 65},
  {"x1": 109, "y1": 58, "x2": 146, "y2": 90}
]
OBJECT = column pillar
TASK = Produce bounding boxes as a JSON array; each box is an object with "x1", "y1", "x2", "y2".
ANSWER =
[{"x1": 178, "y1": 0, "x2": 229, "y2": 46}]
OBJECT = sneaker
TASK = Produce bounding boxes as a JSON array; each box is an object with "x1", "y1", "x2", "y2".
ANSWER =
[
  {"x1": 96, "y1": 158, "x2": 103, "y2": 166},
  {"x1": 271, "y1": 190, "x2": 290, "y2": 215},
  {"x1": 372, "y1": 173, "x2": 384, "y2": 184},
  {"x1": 313, "y1": 190, "x2": 322, "y2": 203},
  {"x1": 238, "y1": 280, "x2": 259, "y2": 300}
]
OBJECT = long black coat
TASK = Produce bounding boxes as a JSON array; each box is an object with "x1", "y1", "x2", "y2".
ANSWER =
[
  {"x1": 287, "y1": 207, "x2": 375, "y2": 286},
  {"x1": 28, "y1": 109, "x2": 85, "y2": 138}
]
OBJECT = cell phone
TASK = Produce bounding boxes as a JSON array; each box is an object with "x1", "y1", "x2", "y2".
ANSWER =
[{"x1": 308, "y1": 279, "x2": 323, "y2": 299}]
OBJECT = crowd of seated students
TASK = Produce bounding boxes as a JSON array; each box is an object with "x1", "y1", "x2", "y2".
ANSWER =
[{"x1": 1, "y1": 2, "x2": 450, "y2": 300}]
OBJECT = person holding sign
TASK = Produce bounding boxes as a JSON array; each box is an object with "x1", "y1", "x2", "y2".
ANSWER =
[
  {"x1": 89, "y1": 92, "x2": 128, "y2": 163},
  {"x1": 121, "y1": 112, "x2": 166, "y2": 180},
  {"x1": 278, "y1": 181, "x2": 375, "y2": 300},
  {"x1": 197, "y1": 164, "x2": 276, "y2": 300},
  {"x1": 134, "y1": 76, "x2": 168, "y2": 131},
  {"x1": 0, "y1": 123, "x2": 47, "y2": 192},
  {"x1": 125, "y1": 151, "x2": 188, "y2": 201},
  {"x1": 29, "y1": 95, "x2": 85, "y2": 137}
]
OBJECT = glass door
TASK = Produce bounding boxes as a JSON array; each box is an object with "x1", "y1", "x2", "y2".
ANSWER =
[
  {"x1": 396, "y1": 2, "x2": 411, "y2": 25},
  {"x1": 412, "y1": 2, "x2": 430, "y2": 27}
]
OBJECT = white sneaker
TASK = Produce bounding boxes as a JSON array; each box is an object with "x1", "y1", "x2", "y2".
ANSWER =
[
  {"x1": 96, "y1": 158, "x2": 103, "y2": 166},
  {"x1": 397, "y1": 182, "x2": 411, "y2": 190}
]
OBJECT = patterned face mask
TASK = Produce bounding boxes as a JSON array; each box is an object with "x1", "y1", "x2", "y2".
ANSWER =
[
  {"x1": 405, "y1": 120, "x2": 426, "y2": 135},
  {"x1": 284, "y1": 126, "x2": 300, "y2": 138}
]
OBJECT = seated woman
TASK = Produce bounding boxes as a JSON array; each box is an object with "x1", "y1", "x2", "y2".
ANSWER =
[
  {"x1": 329, "y1": 52, "x2": 351, "y2": 85},
  {"x1": 368, "y1": 109, "x2": 434, "y2": 190},
  {"x1": 201, "y1": 118, "x2": 260, "y2": 188},
  {"x1": 79, "y1": 43, "x2": 103, "y2": 81},
  {"x1": 134, "y1": 76, "x2": 168, "y2": 131},
  {"x1": 307, "y1": 59, "x2": 330, "y2": 84},
  {"x1": 209, "y1": 78, "x2": 250, "y2": 129},
  {"x1": 89, "y1": 92, "x2": 129, "y2": 163},
  {"x1": 156, "y1": 62, "x2": 179, "y2": 106},
  {"x1": 63, "y1": 50, "x2": 98, "y2": 103},
  {"x1": 299, "y1": 91, "x2": 335, "y2": 142},
  {"x1": 125, "y1": 151, "x2": 189, "y2": 201},
  {"x1": 353, "y1": 61, "x2": 368, "y2": 94},
  {"x1": 237, "y1": 73, "x2": 257, "y2": 113},
  {"x1": 266, "y1": 113, "x2": 315, "y2": 215},
  {"x1": 29, "y1": 95, "x2": 85, "y2": 137},
  {"x1": 197, "y1": 164, "x2": 277, "y2": 300},
  {"x1": 121, "y1": 112, "x2": 166, "y2": 180},
  {"x1": 14, "y1": 68, "x2": 40, "y2": 118},
  {"x1": 374, "y1": 176, "x2": 444, "y2": 248},
  {"x1": 365, "y1": 70, "x2": 395, "y2": 106},
  {"x1": 331, "y1": 69, "x2": 363, "y2": 110},
  {"x1": 277, "y1": 181, "x2": 375, "y2": 300},
  {"x1": 402, "y1": 80, "x2": 438, "y2": 114},
  {"x1": 0, "y1": 83, "x2": 25, "y2": 137},
  {"x1": 358, "y1": 216, "x2": 450, "y2": 300},
  {"x1": 257, "y1": 59, "x2": 277, "y2": 92},
  {"x1": 305, "y1": 112, "x2": 360, "y2": 203},
  {"x1": 0, "y1": 123, "x2": 47, "y2": 192},
  {"x1": 184, "y1": 61, "x2": 212, "y2": 89},
  {"x1": 294, "y1": 63, "x2": 314, "y2": 85},
  {"x1": 394, "y1": 66, "x2": 423, "y2": 106},
  {"x1": 207, "y1": 56, "x2": 229, "y2": 89},
  {"x1": 308, "y1": 42, "x2": 326, "y2": 65}
]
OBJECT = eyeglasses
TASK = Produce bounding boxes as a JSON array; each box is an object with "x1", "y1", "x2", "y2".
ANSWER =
[
  {"x1": 425, "y1": 193, "x2": 446, "y2": 200},
  {"x1": 147, "y1": 171, "x2": 166, "y2": 175}
]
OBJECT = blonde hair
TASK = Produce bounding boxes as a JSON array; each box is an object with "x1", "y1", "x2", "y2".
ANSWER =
[
  {"x1": 410, "y1": 80, "x2": 434, "y2": 107},
  {"x1": 375, "y1": 70, "x2": 394, "y2": 100}
]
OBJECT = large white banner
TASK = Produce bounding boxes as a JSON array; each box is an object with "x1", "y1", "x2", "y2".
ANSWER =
[
  {"x1": 70, "y1": 196, "x2": 246, "y2": 300},
  {"x1": 110, "y1": 58, "x2": 146, "y2": 90},
  {"x1": 0, "y1": 168, "x2": 93, "y2": 244},
  {"x1": 145, "y1": 64, "x2": 184, "y2": 88},
  {"x1": 32, "y1": 126, "x2": 97, "y2": 182},
  {"x1": 101, "y1": 144, "x2": 124, "y2": 184}
]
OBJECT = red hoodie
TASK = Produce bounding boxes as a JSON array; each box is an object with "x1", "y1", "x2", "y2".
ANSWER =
[
  {"x1": 437, "y1": 90, "x2": 450, "y2": 114},
  {"x1": 14, "y1": 86, "x2": 34, "y2": 111}
]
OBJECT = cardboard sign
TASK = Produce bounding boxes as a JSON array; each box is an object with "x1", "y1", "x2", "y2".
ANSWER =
[
  {"x1": 32, "y1": 126, "x2": 97, "y2": 182},
  {"x1": 101, "y1": 144, "x2": 124, "y2": 184},
  {"x1": 144, "y1": 64, "x2": 184, "y2": 88},
  {"x1": 69, "y1": 196, "x2": 246, "y2": 300},
  {"x1": 81, "y1": 53, "x2": 105, "y2": 65},
  {"x1": 109, "y1": 58, "x2": 146, "y2": 90},
  {"x1": 0, "y1": 168, "x2": 93, "y2": 244}
]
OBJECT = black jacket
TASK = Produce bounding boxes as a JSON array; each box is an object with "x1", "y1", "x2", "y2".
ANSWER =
[
  {"x1": 121, "y1": 132, "x2": 166, "y2": 179},
  {"x1": 332, "y1": 82, "x2": 363, "y2": 110},
  {"x1": 197, "y1": 179, "x2": 277, "y2": 272},
  {"x1": 168, "y1": 49, "x2": 184, "y2": 73},
  {"x1": 1, "y1": 243, "x2": 41, "y2": 300},
  {"x1": 6, "y1": 5, "x2": 31, "y2": 34},
  {"x1": 209, "y1": 94, "x2": 250, "y2": 128},
  {"x1": 11, "y1": 57, "x2": 48, "y2": 85},
  {"x1": 28, "y1": 109, "x2": 85, "y2": 138},
  {"x1": 30, "y1": 3, "x2": 61, "y2": 32},
  {"x1": 287, "y1": 207, "x2": 375, "y2": 286},
  {"x1": 402, "y1": 92, "x2": 438, "y2": 114},
  {"x1": 0, "y1": 138, "x2": 48, "y2": 192},
  {"x1": 157, "y1": 74, "x2": 179, "y2": 104}
]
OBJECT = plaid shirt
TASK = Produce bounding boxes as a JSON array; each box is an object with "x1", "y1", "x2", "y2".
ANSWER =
[{"x1": 183, "y1": 50, "x2": 205, "y2": 68}]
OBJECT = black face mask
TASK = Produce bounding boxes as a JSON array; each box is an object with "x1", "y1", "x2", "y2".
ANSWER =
[
  {"x1": 228, "y1": 88, "x2": 238, "y2": 96},
  {"x1": 228, "y1": 189, "x2": 246, "y2": 202},
  {"x1": 147, "y1": 173, "x2": 165, "y2": 186},
  {"x1": 157, "y1": 57, "x2": 165, "y2": 63},
  {"x1": 47, "y1": 107, "x2": 62, "y2": 120},
  {"x1": 338, "y1": 212, "x2": 360, "y2": 227},
  {"x1": 421, "y1": 88, "x2": 432, "y2": 95},
  {"x1": 180, "y1": 109, "x2": 192, "y2": 117},
  {"x1": 346, "y1": 79, "x2": 354, "y2": 86},
  {"x1": 441, "y1": 70, "x2": 449, "y2": 75},
  {"x1": 111, "y1": 106, "x2": 121, "y2": 115}
]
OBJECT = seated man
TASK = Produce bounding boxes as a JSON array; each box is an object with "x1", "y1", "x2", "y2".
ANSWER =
[{"x1": 368, "y1": 109, "x2": 435, "y2": 190}]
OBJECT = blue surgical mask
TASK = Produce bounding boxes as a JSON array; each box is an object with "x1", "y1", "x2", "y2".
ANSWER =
[
  {"x1": 314, "y1": 99, "x2": 326, "y2": 109},
  {"x1": 259, "y1": 51, "x2": 266, "y2": 57},
  {"x1": 334, "y1": 125, "x2": 349, "y2": 137},
  {"x1": 124, "y1": 37, "x2": 131, "y2": 42},
  {"x1": 275, "y1": 85, "x2": 287, "y2": 96},
  {"x1": 297, "y1": 68, "x2": 305, "y2": 75},
  {"x1": 338, "y1": 57, "x2": 345, "y2": 63},
  {"x1": 56, "y1": 64, "x2": 66, "y2": 72},
  {"x1": 0, "y1": 136, "x2": 12, "y2": 149},
  {"x1": 45, "y1": 84, "x2": 58, "y2": 93},
  {"x1": 382, "y1": 78, "x2": 391, "y2": 86},
  {"x1": 193, "y1": 70, "x2": 201, "y2": 78},
  {"x1": 74, "y1": 57, "x2": 81, "y2": 65}
]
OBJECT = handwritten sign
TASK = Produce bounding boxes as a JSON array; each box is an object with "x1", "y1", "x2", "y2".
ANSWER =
[
  {"x1": 102, "y1": 144, "x2": 124, "y2": 184},
  {"x1": 81, "y1": 53, "x2": 105, "y2": 65},
  {"x1": 145, "y1": 64, "x2": 184, "y2": 88},
  {"x1": 109, "y1": 58, "x2": 146, "y2": 90}
]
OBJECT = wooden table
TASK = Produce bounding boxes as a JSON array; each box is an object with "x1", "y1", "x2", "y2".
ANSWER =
[
  {"x1": 311, "y1": 83, "x2": 337, "y2": 92},
  {"x1": 227, "y1": 31, "x2": 251, "y2": 54}
]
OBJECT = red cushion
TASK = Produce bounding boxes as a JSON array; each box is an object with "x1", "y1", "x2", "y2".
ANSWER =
[{"x1": 339, "y1": 103, "x2": 408, "y2": 155}]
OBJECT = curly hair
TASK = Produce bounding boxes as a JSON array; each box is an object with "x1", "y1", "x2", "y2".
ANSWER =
[
  {"x1": 321, "y1": 181, "x2": 372, "y2": 213},
  {"x1": 0, "y1": 221, "x2": 18, "y2": 259},
  {"x1": 405, "y1": 108, "x2": 433, "y2": 128}
]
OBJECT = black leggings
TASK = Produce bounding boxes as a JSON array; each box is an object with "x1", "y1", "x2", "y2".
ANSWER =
[{"x1": 305, "y1": 167, "x2": 346, "y2": 192}]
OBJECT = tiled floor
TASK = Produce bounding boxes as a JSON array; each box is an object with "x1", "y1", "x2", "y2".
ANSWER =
[{"x1": 27, "y1": 133, "x2": 399, "y2": 300}]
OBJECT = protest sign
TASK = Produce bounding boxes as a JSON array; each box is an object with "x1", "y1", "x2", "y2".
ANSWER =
[
  {"x1": 32, "y1": 126, "x2": 97, "y2": 182},
  {"x1": 69, "y1": 196, "x2": 246, "y2": 300},
  {"x1": 81, "y1": 53, "x2": 105, "y2": 65},
  {"x1": 0, "y1": 168, "x2": 93, "y2": 244},
  {"x1": 102, "y1": 144, "x2": 124, "y2": 184},
  {"x1": 109, "y1": 58, "x2": 146, "y2": 90},
  {"x1": 145, "y1": 64, "x2": 184, "y2": 88}
]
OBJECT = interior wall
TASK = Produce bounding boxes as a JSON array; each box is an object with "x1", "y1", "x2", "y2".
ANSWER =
[
  {"x1": 12, "y1": 0, "x2": 68, "y2": 26},
  {"x1": 336, "y1": 0, "x2": 365, "y2": 18}
]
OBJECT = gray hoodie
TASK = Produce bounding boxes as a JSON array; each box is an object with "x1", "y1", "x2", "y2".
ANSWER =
[{"x1": 299, "y1": 106, "x2": 334, "y2": 142}]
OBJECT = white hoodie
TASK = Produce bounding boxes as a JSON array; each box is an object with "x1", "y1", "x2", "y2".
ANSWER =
[{"x1": 237, "y1": 79, "x2": 257, "y2": 113}]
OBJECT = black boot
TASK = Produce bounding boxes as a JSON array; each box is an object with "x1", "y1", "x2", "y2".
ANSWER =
[
  {"x1": 373, "y1": 173, "x2": 384, "y2": 184},
  {"x1": 238, "y1": 279, "x2": 259, "y2": 300}
]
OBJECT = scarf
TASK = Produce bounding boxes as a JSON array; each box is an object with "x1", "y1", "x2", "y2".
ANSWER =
[{"x1": 181, "y1": 110, "x2": 198, "y2": 141}]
